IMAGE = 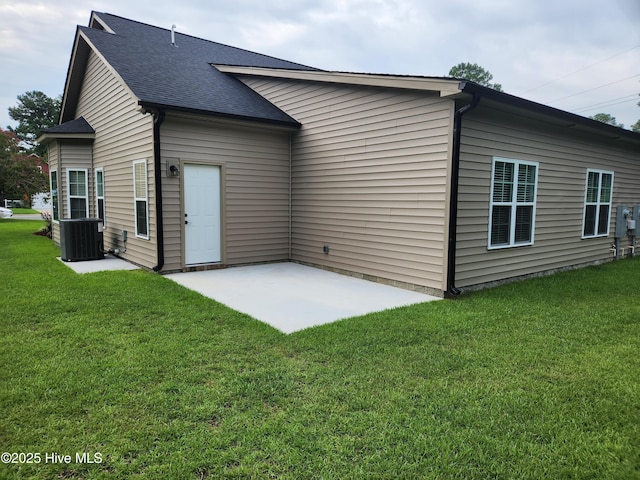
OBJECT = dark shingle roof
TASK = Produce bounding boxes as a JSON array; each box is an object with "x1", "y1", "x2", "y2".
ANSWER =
[
  {"x1": 43, "y1": 116, "x2": 94, "y2": 134},
  {"x1": 38, "y1": 116, "x2": 95, "y2": 144},
  {"x1": 79, "y1": 13, "x2": 318, "y2": 126}
]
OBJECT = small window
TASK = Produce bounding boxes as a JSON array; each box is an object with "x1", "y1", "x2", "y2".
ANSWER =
[
  {"x1": 133, "y1": 160, "x2": 149, "y2": 239},
  {"x1": 489, "y1": 158, "x2": 539, "y2": 249},
  {"x1": 582, "y1": 169, "x2": 613, "y2": 238},
  {"x1": 67, "y1": 169, "x2": 88, "y2": 218},
  {"x1": 50, "y1": 170, "x2": 60, "y2": 222},
  {"x1": 95, "y1": 168, "x2": 105, "y2": 226}
]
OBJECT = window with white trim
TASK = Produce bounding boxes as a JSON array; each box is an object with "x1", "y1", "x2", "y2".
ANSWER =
[
  {"x1": 582, "y1": 169, "x2": 613, "y2": 238},
  {"x1": 133, "y1": 160, "x2": 149, "y2": 239},
  {"x1": 50, "y1": 170, "x2": 60, "y2": 222},
  {"x1": 489, "y1": 158, "x2": 538, "y2": 249},
  {"x1": 67, "y1": 169, "x2": 89, "y2": 218},
  {"x1": 95, "y1": 168, "x2": 105, "y2": 226}
]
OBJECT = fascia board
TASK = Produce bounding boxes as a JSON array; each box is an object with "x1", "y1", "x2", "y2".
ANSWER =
[
  {"x1": 89, "y1": 12, "x2": 115, "y2": 34},
  {"x1": 37, "y1": 132, "x2": 96, "y2": 145},
  {"x1": 59, "y1": 27, "x2": 85, "y2": 123},
  {"x1": 214, "y1": 65, "x2": 463, "y2": 96}
]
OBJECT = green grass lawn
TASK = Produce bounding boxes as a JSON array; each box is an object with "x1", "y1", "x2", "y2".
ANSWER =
[
  {"x1": 1, "y1": 219, "x2": 638, "y2": 479},
  {"x1": 7, "y1": 208, "x2": 41, "y2": 215}
]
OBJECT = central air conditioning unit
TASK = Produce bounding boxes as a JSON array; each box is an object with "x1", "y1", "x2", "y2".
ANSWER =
[{"x1": 59, "y1": 218, "x2": 104, "y2": 262}]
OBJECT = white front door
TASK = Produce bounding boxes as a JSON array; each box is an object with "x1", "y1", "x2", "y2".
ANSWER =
[{"x1": 184, "y1": 164, "x2": 221, "y2": 265}]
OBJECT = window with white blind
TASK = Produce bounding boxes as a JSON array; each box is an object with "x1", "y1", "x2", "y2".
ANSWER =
[
  {"x1": 67, "y1": 169, "x2": 89, "y2": 218},
  {"x1": 133, "y1": 160, "x2": 149, "y2": 239},
  {"x1": 95, "y1": 168, "x2": 105, "y2": 226},
  {"x1": 582, "y1": 169, "x2": 613, "y2": 238},
  {"x1": 489, "y1": 158, "x2": 539, "y2": 249}
]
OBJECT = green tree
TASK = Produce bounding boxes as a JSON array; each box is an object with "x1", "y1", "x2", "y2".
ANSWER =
[
  {"x1": 448, "y1": 62, "x2": 503, "y2": 91},
  {"x1": 0, "y1": 128, "x2": 48, "y2": 206},
  {"x1": 589, "y1": 113, "x2": 623, "y2": 128},
  {"x1": 7, "y1": 90, "x2": 61, "y2": 158}
]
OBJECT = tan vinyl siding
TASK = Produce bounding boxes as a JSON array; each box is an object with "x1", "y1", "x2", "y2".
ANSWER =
[
  {"x1": 58, "y1": 142, "x2": 92, "y2": 219},
  {"x1": 160, "y1": 114, "x2": 291, "y2": 271},
  {"x1": 74, "y1": 49, "x2": 155, "y2": 268},
  {"x1": 243, "y1": 77, "x2": 453, "y2": 291},
  {"x1": 457, "y1": 105, "x2": 640, "y2": 288}
]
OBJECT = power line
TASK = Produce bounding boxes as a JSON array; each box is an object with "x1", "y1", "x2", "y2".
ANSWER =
[
  {"x1": 518, "y1": 44, "x2": 640, "y2": 95},
  {"x1": 574, "y1": 99, "x2": 638, "y2": 115},
  {"x1": 572, "y1": 94, "x2": 639, "y2": 113},
  {"x1": 548, "y1": 74, "x2": 640, "y2": 103}
]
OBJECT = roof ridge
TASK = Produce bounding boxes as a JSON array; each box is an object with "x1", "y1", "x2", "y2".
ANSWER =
[{"x1": 94, "y1": 11, "x2": 317, "y2": 71}]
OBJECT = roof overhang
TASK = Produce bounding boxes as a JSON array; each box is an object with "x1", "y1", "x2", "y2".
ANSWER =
[
  {"x1": 59, "y1": 28, "x2": 91, "y2": 124},
  {"x1": 60, "y1": 28, "x2": 141, "y2": 125},
  {"x1": 37, "y1": 132, "x2": 96, "y2": 145},
  {"x1": 89, "y1": 11, "x2": 115, "y2": 34},
  {"x1": 457, "y1": 81, "x2": 640, "y2": 146},
  {"x1": 138, "y1": 101, "x2": 301, "y2": 129},
  {"x1": 214, "y1": 65, "x2": 464, "y2": 97},
  {"x1": 60, "y1": 12, "x2": 115, "y2": 123},
  {"x1": 37, "y1": 117, "x2": 96, "y2": 145}
]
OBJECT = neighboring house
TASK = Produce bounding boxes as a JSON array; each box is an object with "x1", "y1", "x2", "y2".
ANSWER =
[
  {"x1": 29, "y1": 153, "x2": 50, "y2": 176},
  {"x1": 39, "y1": 12, "x2": 640, "y2": 297}
]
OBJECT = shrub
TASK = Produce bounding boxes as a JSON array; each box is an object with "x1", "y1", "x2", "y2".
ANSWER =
[{"x1": 35, "y1": 211, "x2": 52, "y2": 239}]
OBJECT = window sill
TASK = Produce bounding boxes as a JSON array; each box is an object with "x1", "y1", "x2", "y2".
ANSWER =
[
  {"x1": 488, "y1": 242, "x2": 534, "y2": 250},
  {"x1": 581, "y1": 234, "x2": 609, "y2": 239}
]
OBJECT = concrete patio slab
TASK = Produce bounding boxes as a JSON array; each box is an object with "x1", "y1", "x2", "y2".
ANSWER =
[
  {"x1": 58, "y1": 255, "x2": 140, "y2": 274},
  {"x1": 165, "y1": 262, "x2": 440, "y2": 333}
]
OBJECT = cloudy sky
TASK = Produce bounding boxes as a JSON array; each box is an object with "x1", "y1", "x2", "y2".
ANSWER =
[{"x1": 1, "y1": 0, "x2": 639, "y2": 130}]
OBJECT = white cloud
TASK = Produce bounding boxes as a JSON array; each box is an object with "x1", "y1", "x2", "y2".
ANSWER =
[
  {"x1": 1, "y1": 0, "x2": 639, "y2": 128},
  {"x1": 239, "y1": 21, "x2": 307, "y2": 51}
]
